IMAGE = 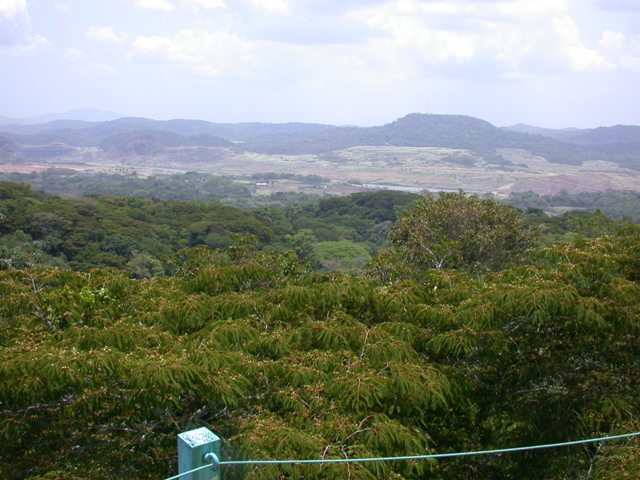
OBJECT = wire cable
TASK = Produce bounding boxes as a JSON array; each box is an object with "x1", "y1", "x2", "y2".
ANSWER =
[
  {"x1": 219, "y1": 431, "x2": 640, "y2": 465},
  {"x1": 164, "y1": 463, "x2": 214, "y2": 480},
  {"x1": 164, "y1": 430, "x2": 640, "y2": 479}
]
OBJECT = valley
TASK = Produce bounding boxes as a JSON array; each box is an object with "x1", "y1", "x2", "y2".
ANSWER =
[{"x1": 1, "y1": 143, "x2": 638, "y2": 197}]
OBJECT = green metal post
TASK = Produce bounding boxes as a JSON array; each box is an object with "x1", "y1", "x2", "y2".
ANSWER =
[{"x1": 178, "y1": 427, "x2": 221, "y2": 480}]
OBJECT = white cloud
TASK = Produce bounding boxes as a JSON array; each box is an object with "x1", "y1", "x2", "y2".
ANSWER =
[
  {"x1": 599, "y1": 30, "x2": 626, "y2": 51},
  {"x1": 64, "y1": 46, "x2": 86, "y2": 62},
  {"x1": 129, "y1": 29, "x2": 258, "y2": 76},
  {"x1": 0, "y1": 0, "x2": 27, "y2": 22},
  {"x1": 134, "y1": 0, "x2": 174, "y2": 11},
  {"x1": 248, "y1": 0, "x2": 290, "y2": 16},
  {"x1": 345, "y1": 0, "x2": 624, "y2": 74},
  {"x1": 134, "y1": 0, "x2": 289, "y2": 14},
  {"x1": 551, "y1": 15, "x2": 612, "y2": 72},
  {"x1": 63, "y1": 46, "x2": 118, "y2": 74},
  {"x1": 598, "y1": 30, "x2": 640, "y2": 72},
  {"x1": 54, "y1": 3, "x2": 71, "y2": 13},
  {"x1": 357, "y1": 11, "x2": 476, "y2": 63},
  {"x1": 297, "y1": 43, "x2": 414, "y2": 90},
  {"x1": 1, "y1": 33, "x2": 50, "y2": 54},
  {"x1": 86, "y1": 25, "x2": 128, "y2": 43},
  {"x1": 0, "y1": 0, "x2": 30, "y2": 46},
  {"x1": 0, "y1": 0, "x2": 51, "y2": 53},
  {"x1": 180, "y1": 0, "x2": 226, "y2": 10}
]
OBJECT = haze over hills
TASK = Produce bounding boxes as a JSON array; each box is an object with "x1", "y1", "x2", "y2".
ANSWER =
[
  {"x1": 1, "y1": 112, "x2": 639, "y2": 164},
  {"x1": 0, "y1": 116, "x2": 336, "y2": 141},
  {"x1": 502, "y1": 123, "x2": 640, "y2": 145},
  {"x1": 1, "y1": 113, "x2": 639, "y2": 196},
  {"x1": 501, "y1": 124, "x2": 581, "y2": 136},
  {"x1": 0, "y1": 109, "x2": 124, "y2": 126}
]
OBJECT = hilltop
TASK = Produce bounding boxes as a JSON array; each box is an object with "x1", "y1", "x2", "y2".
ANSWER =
[
  {"x1": 1, "y1": 113, "x2": 637, "y2": 162},
  {"x1": 1, "y1": 113, "x2": 639, "y2": 195}
]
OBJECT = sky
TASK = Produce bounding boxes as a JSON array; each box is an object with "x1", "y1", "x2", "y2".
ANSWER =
[{"x1": 0, "y1": 0, "x2": 639, "y2": 128}]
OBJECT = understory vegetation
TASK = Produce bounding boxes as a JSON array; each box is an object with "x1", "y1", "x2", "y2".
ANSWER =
[{"x1": 0, "y1": 181, "x2": 638, "y2": 479}]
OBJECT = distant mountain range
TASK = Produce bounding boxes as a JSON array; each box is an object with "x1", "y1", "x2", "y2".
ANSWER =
[
  {"x1": 502, "y1": 124, "x2": 581, "y2": 136},
  {"x1": 0, "y1": 113, "x2": 639, "y2": 170},
  {"x1": 0, "y1": 109, "x2": 124, "y2": 126},
  {"x1": 502, "y1": 123, "x2": 640, "y2": 145}
]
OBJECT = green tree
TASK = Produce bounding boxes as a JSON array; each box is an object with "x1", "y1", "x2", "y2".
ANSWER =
[
  {"x1": 313, "y1": 240, "x2": 371, "y2": 271},
  {"x1": 390, "y1": 191, "x2": 538, "y2": 271},
  {"x1": 125, "y1": 251, "x2": 164, "y2": 278}
]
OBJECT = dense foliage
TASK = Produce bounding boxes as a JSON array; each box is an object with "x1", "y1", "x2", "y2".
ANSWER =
[
  {"x1": 390, "y1": 192, "x2": 538, "y2": 270},
  {"x1": 0, "y1": 181, "x2": 416, "y2": 272},
  {"x1": 0, "y1": 184, "x2": 639, "y2": 479},
  {"x1": 0, "y1": 170, "x2": 253, "y2": 202},
  {"x1": 508, "y1": 189, "x2": 640, "y2": 221},
  {"x1": 0, "y1": 181, "x2": 275, "y2": 272}
]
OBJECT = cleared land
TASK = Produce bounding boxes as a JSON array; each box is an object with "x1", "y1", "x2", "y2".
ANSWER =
[{"x1": 2, "y1": 144, "x2": 639, "y2": 196}]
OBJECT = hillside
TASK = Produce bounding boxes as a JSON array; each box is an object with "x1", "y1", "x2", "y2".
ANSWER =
[
  {"x1": 0, "y1": 181, "x2": 421, "y2": 272},
  {"x1": 0, "y1": 117, "x2": 336, "y2": 144},
  {"x1": 0, "y1": 109, "x2": 123, "y2": 126},
  {"x1": 99, "y1": 131, "x2": 232, "y2": 156},
  {"x1": 501, "y1": 124, "x2": 580, "y2": 136},
  {"x1": 1, "y1": 113, "x2": 638, "y2": 167},
  {"x1": 1, "y1": 114, "x2": 639, "y2": 197},
  {"x1": 503, "y1": 123, "x2": 640, "y2": 146}
]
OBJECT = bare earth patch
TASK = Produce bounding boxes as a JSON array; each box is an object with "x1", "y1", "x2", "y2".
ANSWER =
[{"x1": 2, "y1": 145, "x2": 640, "y2": 195}]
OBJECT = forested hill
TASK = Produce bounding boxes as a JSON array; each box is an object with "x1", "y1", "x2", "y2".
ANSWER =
[
  {"x1": 0, "y1": 117, "x2": 336, "y2": 145},
  {"x1": 2, "y1": 113, "x2": 639, "y2": 168},
  {"x1": 503, "y1": 123, "x2": 640, "y2": 146},
  {"x1": 242, "y1": 113, "x2": 582, "y2": 162},
  {"x1": 1, "y1": 184, "x2": 639, "y2": 479},
  {"x1": 0, "y1": 181, "x2": 271, "y2": 272},
  {"x1": 0, "y1": 181, "x2": 418, "y2": 272},
  {"x1": 2, "y1": 180, "x2": 637, "y2": 275}
]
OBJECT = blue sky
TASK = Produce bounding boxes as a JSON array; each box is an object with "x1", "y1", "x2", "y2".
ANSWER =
[{"x1": 1, "y1": 0, "x2": 639, "y2": 127}]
